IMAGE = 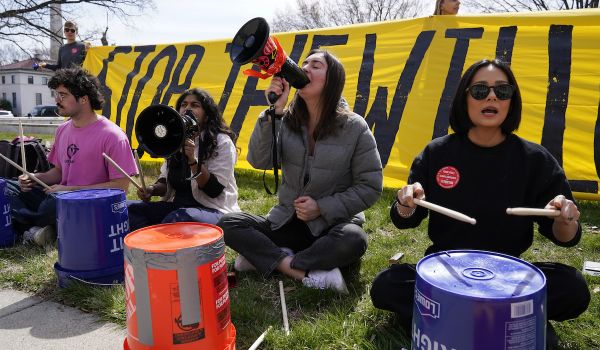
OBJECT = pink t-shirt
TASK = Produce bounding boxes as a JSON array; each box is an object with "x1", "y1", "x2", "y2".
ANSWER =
[{"x1": 48, "y1": 116, "x2": 137, "y2": 186}]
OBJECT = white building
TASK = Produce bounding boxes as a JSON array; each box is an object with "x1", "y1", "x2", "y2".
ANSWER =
[{"x1": 0, "y1": 58, "x2": 55, "y2": 117}]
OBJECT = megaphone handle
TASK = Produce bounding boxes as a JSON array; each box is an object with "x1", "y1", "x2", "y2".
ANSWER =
[
  {"x1": 267, "y1": 72, "x2": 284, "y2": 105},
  {"x1": 267, "y1": 92, "x2": 279, "y2": 105}
]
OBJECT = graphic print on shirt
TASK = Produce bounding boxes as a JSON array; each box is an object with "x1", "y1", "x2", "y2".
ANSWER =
[
  {"x1": 66, "y1": 144, "x2": 79, "y2": 164},
  {"x1": 436, "y1": 166, "x2": 460, "y2": 189},
  {"x1": 71, "y1": 48, "x2": 78, "y2": 55}
]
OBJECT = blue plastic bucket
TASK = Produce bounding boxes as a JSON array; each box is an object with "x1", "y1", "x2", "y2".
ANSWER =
[
  {"x1": 54, "y1": 189, "x2": 129, "y2": 287},
  {"x1": 0, "y1": 179, "x2": 16, "y2": 247},
  {"x1": 412, "y1": 250, "x2": 546, "y2": 350}
]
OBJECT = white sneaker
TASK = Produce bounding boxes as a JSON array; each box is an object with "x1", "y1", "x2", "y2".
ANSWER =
[
  {"x1": 33, "y1": 225, "x2": 56, "y2": 246},
  {"x1": 302, "y1": 268, "x2": 349, "y2": 294},
  {"x1": 22, "y1": 226, "x2": 41, "y2": 244},
  {"x1": 234, "y1": 255, "x2": 257, "y2": 272}
]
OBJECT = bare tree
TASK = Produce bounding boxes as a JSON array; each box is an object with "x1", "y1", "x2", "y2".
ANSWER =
[
  {"x1": 0, "y1": 0, "x2": 155, "y2": 57},
  {"x1": 463, "y1": 0, "x2": 598, "y2": 13},
  {"x1": 272, "y1": 0, "x2": 425, "y2": 32},
  {"x1": 0, "y1": 44, "x2": 28, "y2": 65}
]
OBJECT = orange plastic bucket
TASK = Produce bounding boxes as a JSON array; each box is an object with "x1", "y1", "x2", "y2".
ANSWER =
[{"x1": 123, "y1": 223, "x2": 235, "y2": 350}]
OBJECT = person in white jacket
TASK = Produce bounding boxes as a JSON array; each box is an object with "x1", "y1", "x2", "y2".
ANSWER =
[{"x1": 127, "y1": 88, "x2": 240, "y2": 230}]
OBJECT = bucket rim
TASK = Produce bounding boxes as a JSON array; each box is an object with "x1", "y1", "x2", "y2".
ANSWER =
[
  {"x1": 124, "y1": 222, "x2": 223, "y2": 252},
  {"x1": 55, "y1": 188, "x2": 126, "y2": 199},
  {"x1": 416, "y1": 249, "x2": 547, "y2": 299}
]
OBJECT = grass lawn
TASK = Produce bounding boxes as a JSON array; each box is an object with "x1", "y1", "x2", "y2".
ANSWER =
[{"x1": 0, "y1": 132, "x2": 599, "y2": 349}]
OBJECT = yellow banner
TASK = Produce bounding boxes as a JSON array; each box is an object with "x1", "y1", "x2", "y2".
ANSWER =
[{"x1": 83, "y1": 9, "x2": 600, "y2": 200}]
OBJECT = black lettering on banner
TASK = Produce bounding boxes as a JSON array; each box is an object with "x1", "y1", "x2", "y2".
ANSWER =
[
  {"x1": 573, "y1": 95, "x2": 600, "y2": 193},
  {"x1": 569, "y1": 180, "x2": 598, "y2": 194},
  {"x1": 218, "y1": 43, "x2": 241, "y2": 114},
  {"x1": 229, "y1": 34, "x2": 309, "y2": 136},
  {"x1": 150, "y1": 47, "x2": 181, "y2": 105},
  {"x1": 160, "y1": 45, "x2": 205, "y2": 105},
  {"x1": 115, "y1": 46, "x2": 157, "y2": 126},
  {"x1": 96, "y1": 46, "x2": 133, "y2": 121},
  {"x1": 125, "y1": 45, "x2": 179, "y2": 139},
  {"x1": 568, "y1": 100, "x2": 600, "y2": 193},
  {"x1": 541, "y1": 25, "x2": 573, "y2": 166},
  {"x1": 362, "y1": 31, "x2": 436, "y2": 167},
  {"x1": 596, "y1": 102, "x2": 600, "y2": 183},
  {"x1": 310, "y1": 35, "x2": 349, "y2": 51},
  {"x1": 354, "y1": 34, "x2": 377, "y2": 117},
  {"x1": 432, "y1": 28, "x2": 484, "y2": 139},
  {"x1": 495, "y1": 26, "x2": 517, "y2": 65}
]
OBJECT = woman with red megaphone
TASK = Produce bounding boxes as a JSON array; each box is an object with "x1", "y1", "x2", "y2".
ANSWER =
[{"x1": 219, "y1": 49, "x2": 383, "y2": 293}]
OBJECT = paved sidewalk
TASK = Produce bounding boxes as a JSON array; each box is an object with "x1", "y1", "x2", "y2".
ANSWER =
[{"x1": 0, "y1": 289, "x2": 125, "y2": 350}]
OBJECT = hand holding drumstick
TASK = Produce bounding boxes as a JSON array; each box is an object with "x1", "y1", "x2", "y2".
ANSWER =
[
  {"x1": 507, "y1": 194, "x2": 580, "y2": 243},
  {"x1": 507, "y1": 195, "x2": 580, "y2": 224},
  {"x1": 396, "y1": 182, "x2": 476, "y2": 225}
]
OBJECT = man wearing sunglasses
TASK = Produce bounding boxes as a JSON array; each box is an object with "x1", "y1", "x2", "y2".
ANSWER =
[{"x1": 40, "y1": 21, "x2": 87, "y2": 71}]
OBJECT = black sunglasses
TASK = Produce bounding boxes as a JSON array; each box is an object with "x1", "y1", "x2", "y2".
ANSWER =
[
  {"x1": 466, "y1": 83, "x2": 514, "y2": 100},
  {"x1": 64, "y1": 28, "x2": 76, "y2": 33}
]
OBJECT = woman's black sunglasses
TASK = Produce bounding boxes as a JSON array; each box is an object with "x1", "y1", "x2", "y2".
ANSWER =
[{"x1": 466, "y1": 83, "x2": 514, "y2": 100}]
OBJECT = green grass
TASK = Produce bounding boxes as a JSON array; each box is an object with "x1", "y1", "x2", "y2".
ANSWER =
[{"x1": 1, "y1": 133, "x2": 599, "y2": 349}]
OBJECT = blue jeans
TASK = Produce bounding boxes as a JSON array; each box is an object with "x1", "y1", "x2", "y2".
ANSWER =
[
  {"x1": 126, "y1": 200, "x2": 223, "y2": 231},
  {"x1": 5, "y1": 179, "x2": 56, "y2": 230}
]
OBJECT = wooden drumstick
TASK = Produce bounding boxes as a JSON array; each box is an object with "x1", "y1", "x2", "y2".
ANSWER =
[
  {"x1": 414, "y1": 198, "x2": 477, "y2": 225},
  {"x1": 0, "y1": 153, "x2": 51, "y2": 190},
  {"x1": 279, "y1": 280, "x2": 290, "y2": 336},
  {"x1": 134, "y1": 151, "x2": 147, "y2": 191},
  {"x1": 18, "y1": 119, "x2": 27, "y2": 172},
  {"x1": 102, "y1": 153, "x2": 142, "y2": 191},
  {"x1": 248, "y1": 326, "x2": 272, "y2": 350},
  {"x1": 506, "y1": 208, "x2": 561, "y2": 217}
]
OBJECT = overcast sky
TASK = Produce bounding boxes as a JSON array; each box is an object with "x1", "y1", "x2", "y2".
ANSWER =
[{"x1": 79, "y1": 0, "x2": 438, "y2": 46}]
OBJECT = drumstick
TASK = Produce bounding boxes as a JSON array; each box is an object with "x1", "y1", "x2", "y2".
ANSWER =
[
  {"x1": 248, "y1": 326, "x2": 272, "y2": 350},
  {"x1": 102, "y1": 153, "x2": 142, "y2": 191},
  {"x1": 413, "y1": 198, "x2": 476, "y2": 225},
  {"x1": 279, "y1": 280, "x2": 290, "y2": 336},
  {"x1": 134, "y1": 151, "x2": 147, "y2": 191},
  {"x1": 506, "y1": 208, "x2": 561, "y2": 217},
  {"x1": 18, "y1": 119, "x2": 27, "y2": 171},
  {"x1": 0, "y1": 153, "x2": 51, "y2": 190}
]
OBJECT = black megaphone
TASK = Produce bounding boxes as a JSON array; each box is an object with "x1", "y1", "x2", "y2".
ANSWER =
[
  {"x1": 135, "y1": 105, "x2": 199, "y2": 158},
  {"x1": 230, "y1": 17, "x2": 309, "y2": 104}
]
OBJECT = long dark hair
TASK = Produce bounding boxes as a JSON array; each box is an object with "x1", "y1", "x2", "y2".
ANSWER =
[
  {"x1": 449, "y1": 59, "x2": 522, "y2": 135},
  {"x1": 175, "y1": 88, "x2": 236, "y2": 162},
  {"x1": 285, "y1": 49, "x2": 350, "y2": 140}
]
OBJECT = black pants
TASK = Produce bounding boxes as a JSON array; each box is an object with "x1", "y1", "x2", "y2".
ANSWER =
[
  {"x1": 219, "y1": 212, "x2": 368, "y2": 277},
  {"x1": 370, "y1": 261, "x2": 591, "y2": 332}
]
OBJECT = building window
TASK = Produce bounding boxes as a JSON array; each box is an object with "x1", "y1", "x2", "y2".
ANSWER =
[
  {"x1": 35, "y1": 93, "x2": 42, "y2": 105},
  {"x1": 2, "y1": 93, "x2": 6, "y2": 101},
  {"x1": 11, "y1": 75, "x2": 15, "y2": 84},
  {"x1": 42, "y1": 77, "x2": 48, "y2": 85},
  {"x1": 12, "y1": 92, "x2": 17, "y2": 110},
  {"x1": 1, "y1": 76, "x2": 4, "y2": 84},
  {"x1": 28, "y1": 76, "x2": 34, "y2": 84}
]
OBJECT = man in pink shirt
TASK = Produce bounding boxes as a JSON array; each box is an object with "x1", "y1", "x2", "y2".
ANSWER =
[{"x1": 7, "y1": 67, "x2": 137, "y2": 245}]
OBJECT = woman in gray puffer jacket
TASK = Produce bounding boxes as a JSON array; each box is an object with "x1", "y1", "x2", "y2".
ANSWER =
[{"x1": 218, "y1": 49, "x2": 383, "y2": 293}]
